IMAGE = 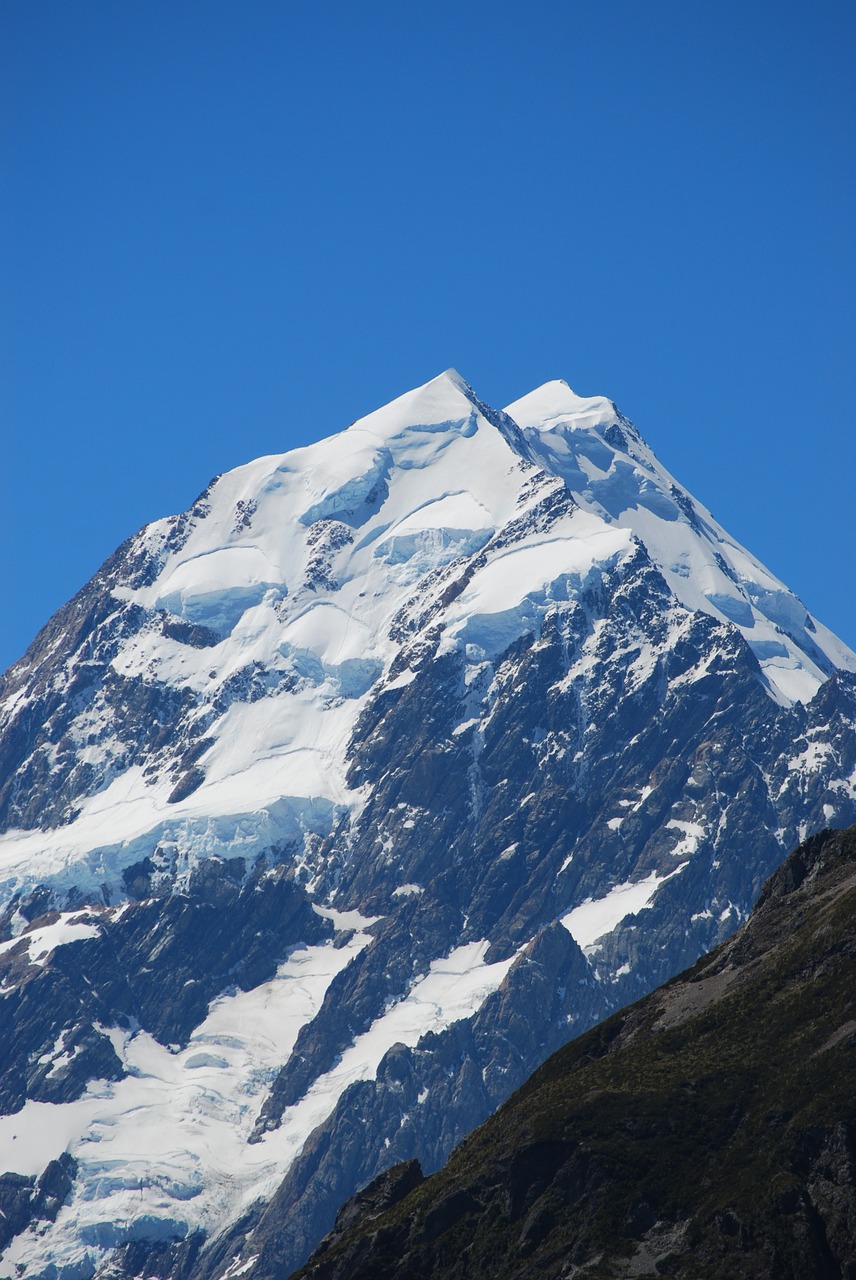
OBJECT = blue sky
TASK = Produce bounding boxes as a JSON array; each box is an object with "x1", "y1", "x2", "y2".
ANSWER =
[{"x1": 2, "y1": 0, "x2": 854, "y2": 672}]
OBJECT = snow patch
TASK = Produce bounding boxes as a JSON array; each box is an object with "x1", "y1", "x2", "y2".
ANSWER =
[
  {"x1": 560, "y1": 870, "x2": 678, "y2": 949},
  {"x1": 0, "y1": 913, "x2": 101, "y2": 966},
  {"x1": 666, "y1": 819, "x2": 706, "y2": 858},
  {"x1": 392, "y1": 884, "x2": 424, "y2": 898}
]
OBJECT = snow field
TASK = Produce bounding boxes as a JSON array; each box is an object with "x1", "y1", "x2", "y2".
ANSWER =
[
  {"x1": 0, "y1": 932, "x2": 369, "y2": 1275},
  {"x1": 0, "y1": 932, "x2": 517, "y2": 1278}
]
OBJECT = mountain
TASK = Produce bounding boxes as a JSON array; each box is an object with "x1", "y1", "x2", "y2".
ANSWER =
[
  {"x1": 295, "y1": 823, "x2": 856, "y2": 1280},
  {"x1": 1, "y1": 371, "x2": 855, "y2": 1279}
]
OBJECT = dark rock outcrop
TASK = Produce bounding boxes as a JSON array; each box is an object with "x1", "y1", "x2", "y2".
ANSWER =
[{"x1": 0, "y1": 1154, "x2": 77, "y2": 1253}]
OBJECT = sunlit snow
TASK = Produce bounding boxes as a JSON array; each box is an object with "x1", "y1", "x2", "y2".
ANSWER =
[
  {"x1": 0, "y1": 934, "x2": 367, "y2": 1275},
  {"x1": 560, "y1": 869, "x2": 681, "y2": 949},
  {"x1": 0, "y1": 912, "x2": 101, "y2": 965},
  {"x1": 0, "y1": 936, "x2": 515, "y2": 1278}
]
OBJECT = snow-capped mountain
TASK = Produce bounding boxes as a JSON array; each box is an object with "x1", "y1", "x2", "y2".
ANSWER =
[{"x1": 1, "y1": 371, "x2": 855, "y2": 1279}]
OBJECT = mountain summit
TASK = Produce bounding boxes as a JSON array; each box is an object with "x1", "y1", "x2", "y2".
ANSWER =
[{"x1": 1, "y1": 372, "x2": 855, "y2": 1279}]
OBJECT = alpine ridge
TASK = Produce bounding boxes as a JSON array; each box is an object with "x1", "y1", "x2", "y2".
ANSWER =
[
  {"x1": 0, "y1": 370, "x2": 854, "y2": 1279},
  {"x1": 295, "y1": 823, "x2": 856, "y2": 1280}
]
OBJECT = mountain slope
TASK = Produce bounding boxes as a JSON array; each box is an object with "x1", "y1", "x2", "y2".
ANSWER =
[
  {"x1": 0, "y1": 371, "x2": 855, "y2": 1279},
  {"x1": 296, "y1": 823, "x2": 856, "y2": 1280}
]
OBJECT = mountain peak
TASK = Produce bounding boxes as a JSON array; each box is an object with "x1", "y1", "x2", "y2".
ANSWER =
[
  {"x1": 505, "y1": 380, "x2": 616, "y2": 432},
  {"x1": 434, "y1": 366, "x2": 470, "y2": 391},
  {"x1": 348, "y1": 368, "x2": 480, "y2": 442}
]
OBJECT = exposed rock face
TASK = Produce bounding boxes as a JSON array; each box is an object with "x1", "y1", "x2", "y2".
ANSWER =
[
  {"x1": 0, "y1": 371, "x2": 854, "y2": 1279},
  {"x1": 294, "y1": 824, "x2": 856, "y2": 1280},
  {"x1": 245, "y1": 924, "x2": 602, "y2": 1279},
  {"x1": 0, "y1": 1155, "x2": 77, "y2": 1254}
]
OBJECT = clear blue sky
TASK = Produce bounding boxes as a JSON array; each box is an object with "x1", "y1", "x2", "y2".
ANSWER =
[{"x1": 2, "y1": 0, "x2": 854, "y2": 673}]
